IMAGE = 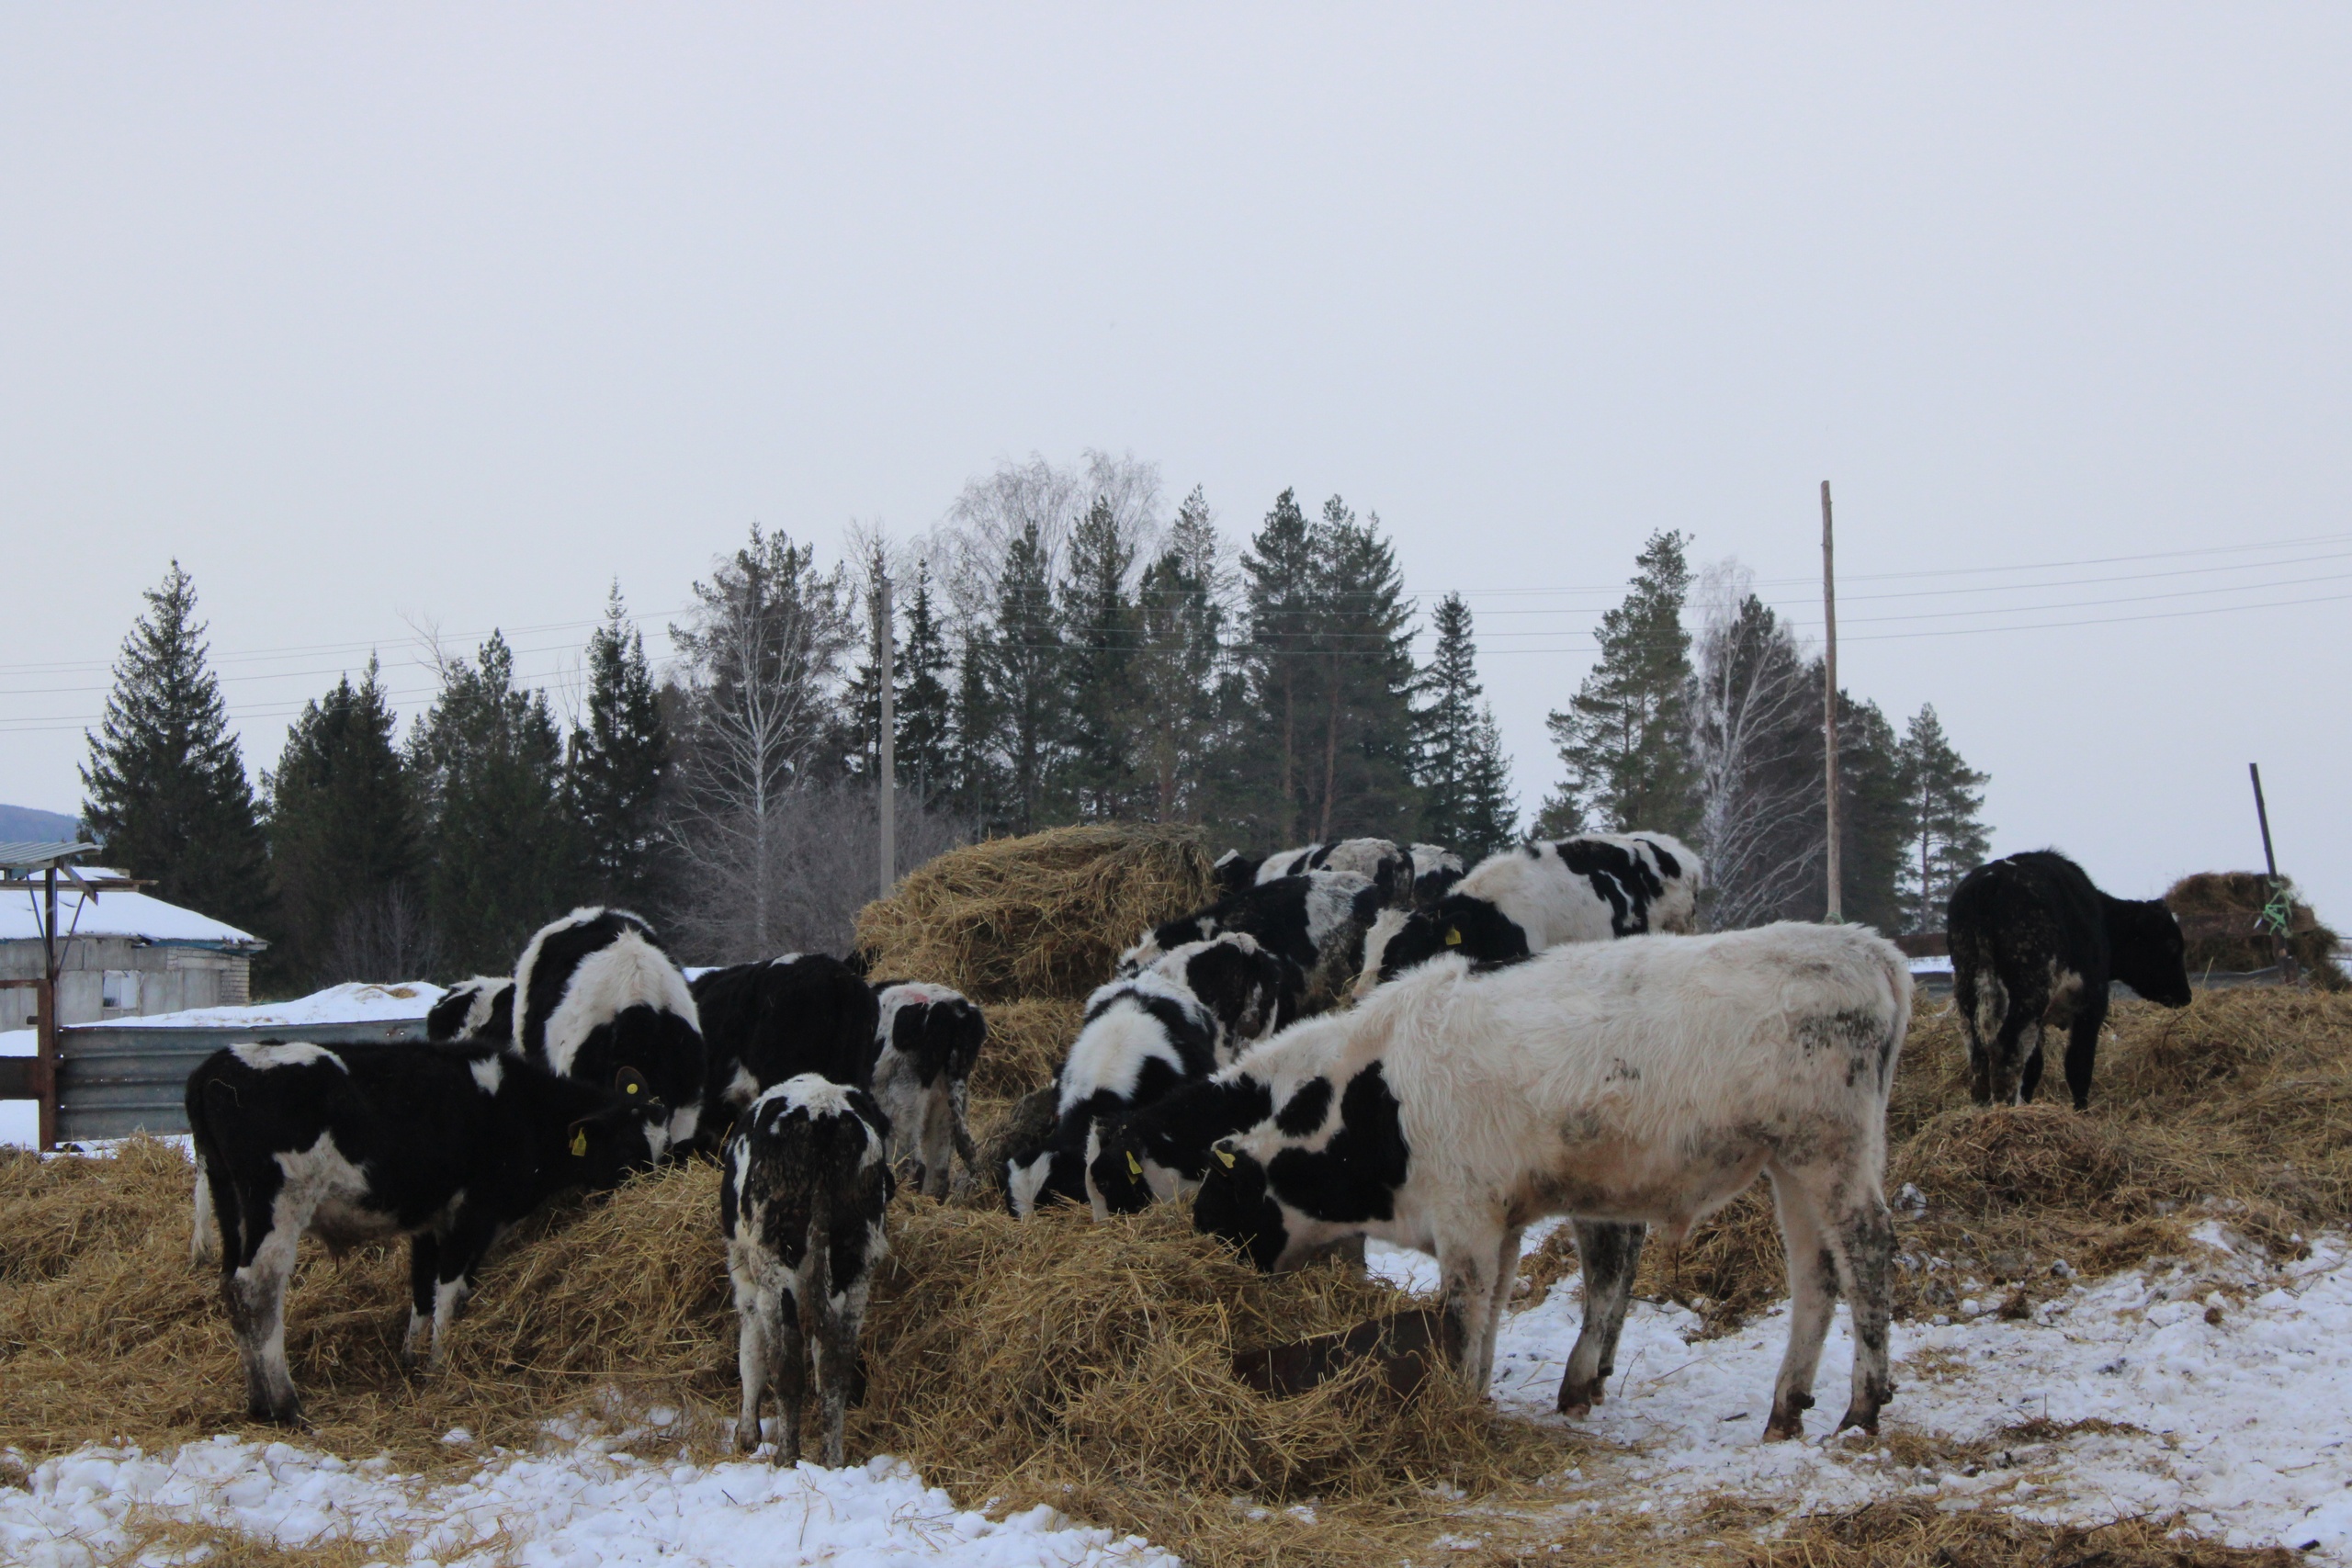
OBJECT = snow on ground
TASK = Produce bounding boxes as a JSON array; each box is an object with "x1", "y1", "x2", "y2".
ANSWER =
[
  {"x1": 0, "y1": 1427, "x2": 1175, "y2": 1568},
  {"x1": 1373, "y1": 1225, "x2": 2352, "y2": 1556},
  {"x1": 103, "y1": 981, "x2": 444, "y2": 1031}
]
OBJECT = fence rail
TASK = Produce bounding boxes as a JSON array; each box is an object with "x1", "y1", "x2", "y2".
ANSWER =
[{"x1": 51, "y1": 1019, "x2": 427, "y2": 1143}]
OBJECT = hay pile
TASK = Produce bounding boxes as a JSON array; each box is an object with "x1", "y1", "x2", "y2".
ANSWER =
[
  {"x1": 854, "y1": 824, "x2": 1216, "y2": 1008},
  {"x1": 0, "y1": 1145, "x2": 1576, "y2": 1565},
  {"x1": 1526, "y1": 986, "x2": 2352, "y2": 1331},
  {"x1": 1758, "y1": 1498, "x2": 2301, "y2": 1568},
  {"x1": 2166, "y1": 872, "x2": 2345, "y2": 989}
]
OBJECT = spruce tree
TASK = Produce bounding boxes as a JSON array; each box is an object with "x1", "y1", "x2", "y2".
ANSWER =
[
  {"x1": 265, "y1": 660, "x2": 419, "y2": 985},
  {"x1": 1897, "y1": 704, "x2": 1992, "y2": 932},
  {"x1": 81, "y1": 561, "x2": 277, "y2": 938},
  {"x1": 409, "y1": 631, "x2": 578, "y2": 975},
  {"x1": 1540, "y1": 531, "x2": 1699, "y2": 840},
  {"x1": 1833, "y1": 691, "x2": 1908, "y2": 932},
  {"x1": 986, "y1": 520, "x2": 1066, "y2": 832},
  {"x1": 1135, "y1": 487, "x2": 1229, "y2": 823},
  {"x1": 1414, "y1": 593, "x2": 1519, "y2": 859},
  {"x1": 1238, "y1": 490, "x2": 1321, "y2": 843},
  {"x1": 569, "y1": 585, "x2": 670, "y2": 911},
  {"x1": 895, "y1": 562, "x2": 956, "y2": 805},
  {"x1": 1302, "y1": 500, "x2": 1421, "y2": 843},
  {"x1": 948, "y1": 632, "x2": 1000, "y2": 833},
  {"x1": 1060, "y1": 495, "x2": 1140, "y2": 819}
]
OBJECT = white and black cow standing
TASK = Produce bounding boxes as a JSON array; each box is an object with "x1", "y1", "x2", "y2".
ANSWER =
[
  {"x1": 689, "y1": 954, "x2": 884, "y2": 1145},
  {"x1": 721, "y1": 1076, "x2": 895, "y2": 1468},
  {"x1": 514, "y1": 908, "x2": 706, "y2": 1157},
  {"x1": 1009, "y1": 933, "x2": 1296, "y2": 1218},
  {"x1": 424, "y1": 976, "x2": 514, "y2": 1043},
  {"x1": 868, "y1": 982, "x2": 987, "y2": 1199},
  {"x1": 186, "y1": 1039, "x2": 654, "y2": 1423},
  {"x1": 1190, "y1": 921, "x2": 1912, "y2": 1441},
  {"x1": 1356, "y1": 832, "x2": 1702, "y2": 991},
  {"x1": 1949, "y1": 850, "x2": 2192, "y2": 1110},
  {"x1": 1121, "y1": 870, "x2": 1384, "y2": 1011}
]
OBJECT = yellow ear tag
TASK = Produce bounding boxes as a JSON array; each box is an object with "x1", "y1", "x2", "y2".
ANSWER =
[
  {"x1": 1125, "y1": 1150, "x2": 1143, "y2": 1178},
  {"x1": 625, "y1": 1081, "x2": 639, "y2": 1096},
  {"x1": 571, "y1": 1128, "x2": 588, "y2": 1157},
  {"x1": 1443, "y1": 927, "x2": 1462, "y2": 946},
  {"x1": 1216, "y1": 1146, "x2": 1237, "y2": 1168}
]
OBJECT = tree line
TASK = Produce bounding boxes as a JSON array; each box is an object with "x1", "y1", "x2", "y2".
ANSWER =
[{"x1": 77, "y1": 458, "x2": 1986, "y2": 992}]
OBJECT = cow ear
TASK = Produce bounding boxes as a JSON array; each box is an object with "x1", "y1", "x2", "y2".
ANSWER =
[{"x1": 616, "y1": 1066, "x2": 649, "y2": 1100}]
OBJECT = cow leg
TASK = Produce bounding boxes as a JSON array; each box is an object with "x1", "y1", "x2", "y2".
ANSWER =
[
  {"x1": 221, "y1": 1183, "x2": 305, "y2": 1426},
  {"x1": 771, "y1": 1284, "x2": 809, "y2": 1467},
  {"x1": 425, "y1": 1204, "x2": 502, "y2": 1371},
  {"x1": 731, "y1": 1269, "x2": 774, "y2": 1454},
  {"x1": 814, "y1": 1281, "x2": 869, "y2": 1467},
  {"x1": 2018, "y1": 1041, "x2": 2048, "y2": 1103},
  {"x1": 189, "y1": 1166, "x2": 220, "y2": 1267},
  {"x1": 401, "y1": 1234, "x2": 439, "y2": 1371},
  {"x1": 1435, "y1": 1226, "x2": 1505, "y2": 1393},
  {"x1": 2063, "y1": 994, "x2": 2108, "y2": 1111},
  {"x1": 1988, "y1": 991, "x2": 2043, "y2": 1106},
  {"x1": 1556, "y1": 1220, "x2": 1645, "y2": 1416},
  {"x1": 1476, "y1": 1225, "x2": 1526, "y2": 1390},
  {"x1": 1820, "y1": 1186, "x2": 1897, "y2": 1436},
  {"x1": 949, "y1": 1079, "x2": 978, "y2": 1180},
  {"x1": 1764, "y1": 1169, "x2": 1837, "y2": 1440}
]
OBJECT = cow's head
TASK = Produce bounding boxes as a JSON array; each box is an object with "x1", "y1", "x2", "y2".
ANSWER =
[
  {"x1": 1192, "y1": 1062, "x2": 1409, "y2": 1272},
  {"x1": 561, "y1": 1088, "x2": 661, "y2": 1189},
  {"x1": 1355, "y1": 896, "x2": 1531, "y2": 993},
  {"x1": 1164, "y1": 933, "x2": 1297, "y2": 1053},
  {"x1": 2109, "y1": 896, "x2": 2194, "y2": 1008},
  {"x1": 1213, "y1": 850, "x2": 1263, "y2": 897},
  {"x1": 1085, "y1": 1072, "x2": 1278, "y2": 1221}
]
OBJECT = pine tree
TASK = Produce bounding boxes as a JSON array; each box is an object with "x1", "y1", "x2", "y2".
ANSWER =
[
  {"x1": 409, "y1": 631, "x2": 578, "y2": 976},
  {"x1": 987, "y1": 520, "x2": 1066, "y2": 832},
  {"x1": 81, "y1": 561, "x2": 277, "y2": 939},
  {"x1": 265, "y1": 660, "x2": 419, "y2": 985},
  {"x1": 948, "y1": 631, "x2": 1000, "y2": 832},
  {"x1": 895, "y1": 562, "x2": 956, "y2": 806},
  {"x1": 1414, "y1": 593, "x2": 1519, "y2": 859},
  {"x1": 1540, "y1": 531, "x2": 1700, "y2": 840},
  {"x1": 1896, "y1": 704, "x2": 1992, "y2": 932},
  {"x1": 1060, "y1": 495, "x2": 1140, "y2": 819},
  {"x1": 1302, "y1": 500, "x2": 1421, "y2": 843},
  {"x1": 1134, "y1": 487, "x2": 1229, "y2": 823},
  {"x1": 569, "y1": 585, "x2": 670, "y2": 911},
  {"x1": 1238, "y1": 490, "x2": 1321, "y2": 843}
]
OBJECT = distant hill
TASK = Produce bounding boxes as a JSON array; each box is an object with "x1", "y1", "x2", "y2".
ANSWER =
[{"x1": 0, "y1": 805, "x2": 85, "y2": 844}]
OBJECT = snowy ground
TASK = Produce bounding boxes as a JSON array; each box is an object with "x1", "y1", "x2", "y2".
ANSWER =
[{"x1": 1375, "y1": 1224, "x2": 2352, "y2": 1557}]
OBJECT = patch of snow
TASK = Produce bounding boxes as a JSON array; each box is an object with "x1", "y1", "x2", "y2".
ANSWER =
[
  {"x1": 1907, "y1": 954, "x2": 1954, "y2": 976},
  {"x1": 0, "y1": 874, "x2": 260, "y2": 944},
  {"x1": 1483, "y1": 1232, "x2": 2352, "y2": 1556},
  {"x1": 0, "y1": 1433, "x2": 1176, "y2": 1568},
  {"x1": 107, "y1": 980, "x2": 444, "y2": 1031}
]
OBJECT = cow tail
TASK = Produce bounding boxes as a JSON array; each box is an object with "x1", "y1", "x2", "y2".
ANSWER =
[
  {"x1": 808, "y1": 1139, "x2": 839, "y2": 1354},
  {"x1": 1972, "y1": 971, "x2": 2007, "y2": 1050}
]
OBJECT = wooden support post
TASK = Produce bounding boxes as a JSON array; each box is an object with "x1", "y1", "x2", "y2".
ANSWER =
[
  {"x1": 2249, "y1": 762, "x2": 2297, "y2": 984},
  {"x1": 1822, "y1": 480, "x2": 1842, "y2": 923},
  {"x1": 878, "y1": 571, "x2": 897, "y2": 901},
  {"x1": 39, "y1": 864, "x2": 60, "y2": 1149}
]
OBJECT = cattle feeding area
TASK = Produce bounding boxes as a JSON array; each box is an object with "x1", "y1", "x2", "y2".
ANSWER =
[{"x1": 3, "y1": 827, "x2": 2350, "y2": 1567}]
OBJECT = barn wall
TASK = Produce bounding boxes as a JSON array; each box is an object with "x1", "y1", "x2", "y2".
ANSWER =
[{"x1": 0, "y1": 939, "x2": 252, "y2": 1030}]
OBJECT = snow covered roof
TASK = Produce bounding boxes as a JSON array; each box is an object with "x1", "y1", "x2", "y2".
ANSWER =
[
  {"x1": 0, "y1": 871, "x2": 264, "y2": 947},
  {"x1": 104, "y1": 980, "x2": 444, "y2": 1030}
]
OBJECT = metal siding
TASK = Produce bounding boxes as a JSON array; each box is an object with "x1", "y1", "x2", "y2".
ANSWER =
[{"x1": 55, "y1": 1020, "x2": 429, "y2": 1142}]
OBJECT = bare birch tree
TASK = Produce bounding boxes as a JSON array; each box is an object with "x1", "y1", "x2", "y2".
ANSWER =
[{"x1": 1690, "y1": 562, "x2": 1825, "y2": 930}]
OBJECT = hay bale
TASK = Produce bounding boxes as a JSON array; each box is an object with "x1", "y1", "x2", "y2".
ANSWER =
[
  {"x1": 854, "y1": 825, "x2": 1217, "y2": 1003},
  {"x1": 971, "y1": 996, "x2": 1084, "y2": 1099},
  {"x1": 2166, "y1": 871, "x2": 2346, "y2": 989}
]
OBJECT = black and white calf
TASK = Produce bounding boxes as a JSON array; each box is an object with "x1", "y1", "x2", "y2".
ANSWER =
[
  {"x1": 1009, "y1": 934, "x2": 1294, "y2": 1217},
  {"x1": 514, "y1": 908, "x2": 706, "y2": 1157},
  {"x1": 690, "y1": 955, "x2": 884, "y2": 1143},
  {"x1": 1122, "y1": 870, "x2": 1385, "y2": 1011},
  {"x1": 1949, "y1": 850, "x2": 2192, "y2": 1110},
  {"x1": 1405, "y1": 843, "x2": 1465, "y2": 908},
  {"x1": 425, "y1": 977, "x2": 514, "y2": 1044},
  {"x1": 1191, "y1": 922, "x2": 1912, "y2": 1440},
  {"x1": 1356, "y1": 832, "x2": 1702, "y2": 991},
  {"x1": 1255, "y1": 839, "x2": 1412, "y2": 905},
  {"x1": 186, "y1": 1039, "x2": 654, "y2": 1423},
  {"x1": 869, "y1": 982, "x2": 987, "y2": 1199},
  {"x1": 720, "y1": 1076, "x2": 895, "y2": 1468}
]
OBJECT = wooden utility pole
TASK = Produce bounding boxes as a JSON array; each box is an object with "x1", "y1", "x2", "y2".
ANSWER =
[
  {"x1": 2249, "y1": 762, "x2": 2296, "y2": 983},
  {"x1": 877, "y1": 572, "x2": 897, "y2": 901},
  {"x1": 1822, "y1": 480, "x2": 1842, "y2": 922}
]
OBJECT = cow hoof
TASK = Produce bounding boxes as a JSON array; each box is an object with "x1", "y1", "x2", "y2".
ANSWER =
[
  {"x1": 735, "y1": 1420, "x2": 761, "y2": 1454},
  {"x1": 1834, "y1": 1407, "x2": 1881, "y2": 1438},
  {"x1": 1762, "y1": 1415, "x2": 1804, "y2": 1441},
  {"x1": 1555, "y1": 1376, "x2": 1601, "y2": 1417}
]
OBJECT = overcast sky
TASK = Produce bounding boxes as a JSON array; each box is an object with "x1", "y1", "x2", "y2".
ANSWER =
[{"x1": 5, "y1": 7, "x2": 2347, "y2": 919}]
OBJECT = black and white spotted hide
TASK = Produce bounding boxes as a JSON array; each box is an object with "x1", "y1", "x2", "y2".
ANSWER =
[
  {"x1": 1119, "y1": 870, "x2": 1385, "y2": 1012},
  {"x1": 720, "y1": 1077, "x2": 895, "y2": 1468},
  {"x1": 869, "y1": 982, "x2": 987, "y2": 1199},
  {"x1": 1007, "y1": 964, "x2": 1223, "y2": 1218},
  {"x1": 689, "y1": 954, "x2": 884, "y2": 1147},
  {"x1": 424, "y1": 976, "x2": 514, "y2": 1043},
  {"x1": 1949, "y1": 850, "x2": 2192, "y2": 1110},
  {"x1": 1256, "y1": 839, "x2": 1410, "y2": 906},
  {"x1": 1357, "y1": 831, "x2": 1703, "y2": 990},
  {"x1": 1406, "y1": 843, "x2": 1465, "y2": 908},
  {"x1": 185, "y1": 1040, "x2": 653, "y2": 1424},
  {"x1": 514, "y1": 908, "x2": 706, "y2": 1157}
]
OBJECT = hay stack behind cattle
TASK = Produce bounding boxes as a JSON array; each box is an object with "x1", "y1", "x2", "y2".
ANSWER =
[{"x1": 2165, "y1": 872, "x2": 2346, "y2": 990}]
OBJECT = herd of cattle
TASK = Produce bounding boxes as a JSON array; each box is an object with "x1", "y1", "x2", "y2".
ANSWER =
[{"x1": 180, "y1": 830, "x2": 2195, "y2": 1467}]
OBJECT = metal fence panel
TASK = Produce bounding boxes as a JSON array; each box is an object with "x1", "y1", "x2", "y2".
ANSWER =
[{"x1": 55, "y1": 1020, "x2": 426, "y2": 1143}]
